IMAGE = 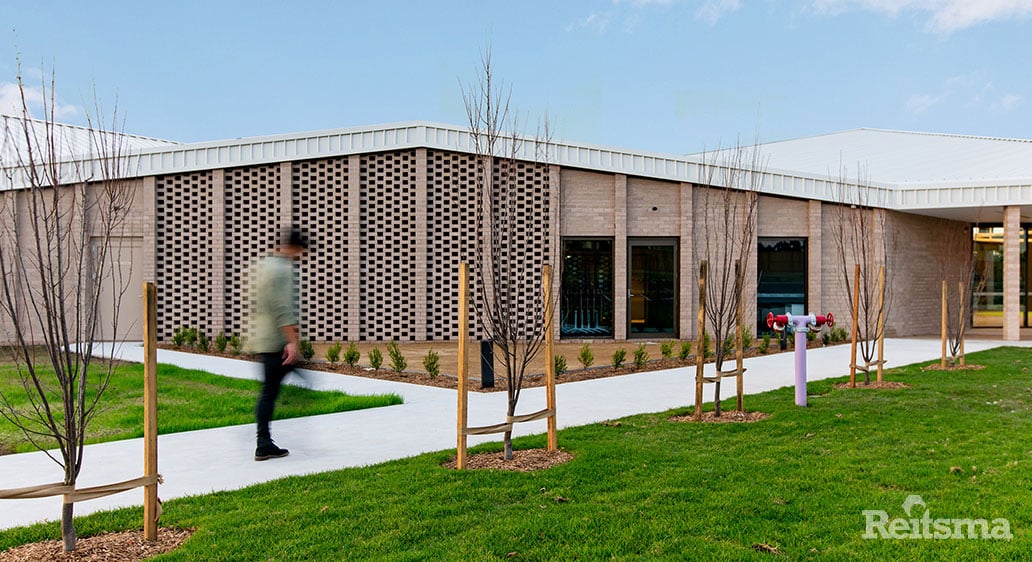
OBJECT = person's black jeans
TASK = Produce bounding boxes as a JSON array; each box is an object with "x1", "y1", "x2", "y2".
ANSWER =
[{"x1": 256, "y1": 351, "x2": 292, "y2": 445}]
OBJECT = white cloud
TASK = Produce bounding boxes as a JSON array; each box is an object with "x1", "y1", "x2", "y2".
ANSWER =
[
  {"x1": 994, "y1": 93, "x2": 1023, "y2": 111},
  {"x1": 565, "y1": 10, "x2": 614, "y2": 33},
  {"x1": 806, "y1": 0, "x2": 1032, "y2": 33},
  {"x1": 696, "y1": 0, "x2": 742, "y2": 24},
  {"x1": 613, "y1": 0, "x2": 677, "y2": 7},
  {"x1": 906, "y1": 92, "x2": 946, "y2": 113},
  {"x1": 0, "y1": 81, "x2": 78, "y2": 119},
  {"x1": 927, "y1": 0, "x2": 1032, "y2": 33}
]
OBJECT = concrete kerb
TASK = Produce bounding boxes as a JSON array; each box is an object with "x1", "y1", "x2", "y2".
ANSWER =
[{"x1": 1, "y1": 338, "x2": 1027, "y2": 530}]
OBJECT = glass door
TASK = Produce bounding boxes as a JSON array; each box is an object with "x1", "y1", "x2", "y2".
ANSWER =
[{"x1": 628, "y1": 240, "x2": 677, "y2": 337}]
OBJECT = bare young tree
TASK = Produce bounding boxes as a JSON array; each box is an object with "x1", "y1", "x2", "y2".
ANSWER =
[
  {"x1": 461, "y1": 50, "x2": 553, "y2": 460},
  {"x1": 831, "y1": 167, "x2": 894, "y2": 384},
  {"x1": 0, "y1": 65, "x2": 134, "y2": 552},
  {"x1": 694, "y1": 143, "x2": 763, "y2": 417},
  {"x1": 936, "y1": 220, "x2": 980, "y2": 366}
]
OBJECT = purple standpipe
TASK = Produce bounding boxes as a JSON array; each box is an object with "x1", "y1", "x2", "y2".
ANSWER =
[{"x1": 767, "y1": 312, "x2": 834, "y2": 406}]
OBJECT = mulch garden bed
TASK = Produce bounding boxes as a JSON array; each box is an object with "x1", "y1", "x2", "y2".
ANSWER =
[{"x1": 0, "y1": 528, "x2": 193, "y2": 562}]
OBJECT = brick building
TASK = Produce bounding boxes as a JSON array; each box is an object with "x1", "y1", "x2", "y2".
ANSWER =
[{"x1": 1, "y1": 120, "x2": 1029, "y2": 343}]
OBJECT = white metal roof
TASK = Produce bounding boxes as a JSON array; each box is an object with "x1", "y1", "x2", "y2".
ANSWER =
[
  {"x1": 0, "y1": 114, "x2": 179, "y2": 166},
  {"x1": 738, "y1": 128, "x2": 1032, "y2": 189},
  {"x1": 0, "y1": 119, "x2": 1028, "y2": 223}
]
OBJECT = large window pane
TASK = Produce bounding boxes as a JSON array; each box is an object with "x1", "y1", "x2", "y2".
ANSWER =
[
  {"x1": 973, "y1": 226, "x2": 1028, "y2": 328},
  {"x1": 757, "y1": 237, "x2": 807, "y2": 334},
  {"x1": 628, "y1": 241, "x2": 677, "y2": 336},
  {"x1": 561, "y1": 239, "x2": 614, "y2": 337}
]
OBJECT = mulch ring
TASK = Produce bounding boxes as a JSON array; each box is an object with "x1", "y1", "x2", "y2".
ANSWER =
[
  {"x1": 0, "y1": 528, "x2": 193, "y2": 562},
  {"x1": 920, "y1": 363, "x2": 986, "y2": 372},
  {"x1": 442, "y1": 448, "x2": 574, "y2": 472},
  {"x1": 833, "y1": 380, "x2": 912, "y2": 389},
  {"x1": 669, "y1": 410, "x2": 770, "y2": 423}
]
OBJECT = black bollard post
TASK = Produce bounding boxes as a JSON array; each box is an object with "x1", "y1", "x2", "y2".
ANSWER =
[{"x1": 480, "y1": 340, "x2": 495, "y2": 388}]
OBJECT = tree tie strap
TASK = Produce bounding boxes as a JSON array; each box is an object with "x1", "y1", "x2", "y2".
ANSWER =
[{"x1": 0, "y1": 474, "x2": 162, "y2": 503}]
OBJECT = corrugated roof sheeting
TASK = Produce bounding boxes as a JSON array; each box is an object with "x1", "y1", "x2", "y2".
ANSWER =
[
  {"x1": 1, "y1": 120, "x2": 1029, "y2": 222},
  {"x1": 0, "y1": 114, "x2": 177, "y2": 165},
  {"x1": 743, "y1": 128, "x2": 1032, "y2": 187}
]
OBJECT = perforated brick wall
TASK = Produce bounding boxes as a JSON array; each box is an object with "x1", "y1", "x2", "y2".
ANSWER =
[
  {"x1": 223, "y1": 164, "x2": 282, "y2": 338},
  {"x1": 426, "y1": 150, "x2": 479, "y2": 339},
  {"x1": 292, "y1": 157, "x2": 349, "y2": 341},
  {"x1": 155, "y1": 171, "x2": 216, "y2": 340},
  {"x1": 359, "y1": 151, "x2": 418, "y2": 341},
  {"x1": 485, "y1": 158, "x2": 552, "y2": 339}
]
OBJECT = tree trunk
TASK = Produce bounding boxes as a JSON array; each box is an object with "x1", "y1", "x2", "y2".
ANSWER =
[
  {"x1": 713, "y1": 357, "x2": 722, "y2": 417},
  {"x1": 62, "y1": 502, "x2": 76, "y2": 552},
  {"x1": 503, "y1": 430, "x2": 513, "y2": 460}
]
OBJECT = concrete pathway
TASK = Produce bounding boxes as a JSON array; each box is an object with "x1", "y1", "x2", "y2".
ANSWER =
[{"x1": 1, "y1": 338, "x2": 1028, "y2": 530}]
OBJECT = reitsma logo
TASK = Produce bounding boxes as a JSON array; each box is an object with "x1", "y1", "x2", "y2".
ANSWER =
[{"x1": 863, "y1": 495, "x2": 1012, "y2": 540}]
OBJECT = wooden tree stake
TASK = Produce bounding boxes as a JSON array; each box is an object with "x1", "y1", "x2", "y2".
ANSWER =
[
  {"x1": 456, "y1": 263, "x2": 469, "y2": 469},
  {"x1": 940, "y1": 279, "x2": 948, "y2": 369},
  {"x1": 543, "y1": 264, "x2": 557, "y2": 451},
  {"x1": 735, "y1": 260, "x2": 744, "y2": 412},
  {"x1": 849, "y1": 263, "x2": 860, "y2": 387},
  {"x1": 143, "y1": 282, "x2": 158, "y2": 541},
  {"x1": 876, "y1": 265, "x2": 885, "y2": 383},
  {"x1": 694, "y1": 261, "x2": 707, "y2": 421}
]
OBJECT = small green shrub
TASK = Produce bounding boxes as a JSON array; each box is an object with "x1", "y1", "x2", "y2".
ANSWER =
[
  {"x1": 703, "y1": 333, "x2": 712, "y2": 358},
  {"x1": 741, "y1": 326, "x2": 754, "y2": 350},
  {"x1": 830, "y1": 326, "x2": 848, "y2": 343},
  {"x1": 229, "y1": 334, "x2": 243, "y2": 355},
  {"x1": 722, "y1": 334, "x2": 735, "y2": 356},
  {"x1": 368, "y1": 348, "x2": 383, "y2": 369},
  {"x1": 386, "y1": 341, "x2": 406, "y2": 372},
  {"x1": 423, "y1": 348, "x2": 440, "y2": 378},
  {"x1": 678, "y1": 341, "x2": 692, "y2": 360},
  {"x1": 578, "y1": 344, "x2": 594, "y2": 369},
  {"x1": 822, "y1": 332, "x2": 831, "y2": 346},
  {"x1": 555, "y1": 354, "x2": 567, "y2": 376},
  {"x1": 633, "y1": 344, "x2": 649, "y2": 368},
  {"x1": 214, "y1": 331, "x2": 228, "y2": 353},
  {"x1": 343, "y1": 342, "x2": 361, "y2": 366},
  {"x1": 806, "y1": 330, "x2": 818, "y2": 343},
  {"x1": 185, "y1": 327, "x2": 199, "y2": 349},
  {"x1": 299, "y1": 340, "x2": 315, "y2": 361},
  {"x1": 197, "y1": 332, "x2": 210, "y2": 353},
  {"x1": 760, "y1": 333, "x2": 772, "y2": 354},
  {"x1": 612, "y1": 348, "x2": 627, "y2": 369},
  {"x1": 326, "y1": 342, "x2": 343, "y2": 363},
  {"x1": 171, "y1": 326, "x2": 189, "y2": 348},
  {"x1": 660, "y1": 341, "x2": 674, "y2": 359}
]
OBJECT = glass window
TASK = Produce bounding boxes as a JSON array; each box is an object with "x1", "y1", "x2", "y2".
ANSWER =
[
  {"x1": 972, "y1": 226, "x2": 1029, "y2": 328},
  {"x1": 561, "y1": 239, "x2": 614, "y2": 337},
  {"x1": 757, "y1": 237, "x2": 807, "y2": 334}
]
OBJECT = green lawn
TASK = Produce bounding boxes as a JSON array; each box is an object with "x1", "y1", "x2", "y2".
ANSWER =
[
  {"x1": 2, "y1": 347, "x2": 1031, "y2": 560},
  {"x1": 0, "y1": 361, "x2": 402, "y2": 454}
]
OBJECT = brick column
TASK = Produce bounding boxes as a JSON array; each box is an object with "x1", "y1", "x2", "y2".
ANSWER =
[
  {"x1": 347, "y1": 155, "x2": 362, "y2": 340},
  {"x1": 1003, "y1": 206, "x2": 1021, "y2": 341},
  {"x1": 807, "y1": 200, "x2": 823, "y2": 313},
  {"x1": 210, "y1": 169, "x2": 227, "y2": 334},
  {"x1": 142, "y1": 176, "x2": 158, "y2": 283},
  {"x1": 549, "y1": 164, "x2": 562, "y2": 340},
  {"x1": 614, "y1": 174, "x2": 628, "y2": 340},
  {"x1": 414, "y1": 149, "x2": 428, "y2": 341},
  {"x1": 679, "y1": 182, "x2": 694, "y2": 339}
]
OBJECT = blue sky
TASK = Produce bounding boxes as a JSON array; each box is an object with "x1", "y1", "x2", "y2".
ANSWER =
[{"x1": 1, "y1": 0, "x2": 1030, "y2": 154}]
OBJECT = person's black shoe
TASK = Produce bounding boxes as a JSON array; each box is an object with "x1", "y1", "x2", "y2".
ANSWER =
[{"x1": 255, "y1": 442, "x2": 289, "y2": 461}]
